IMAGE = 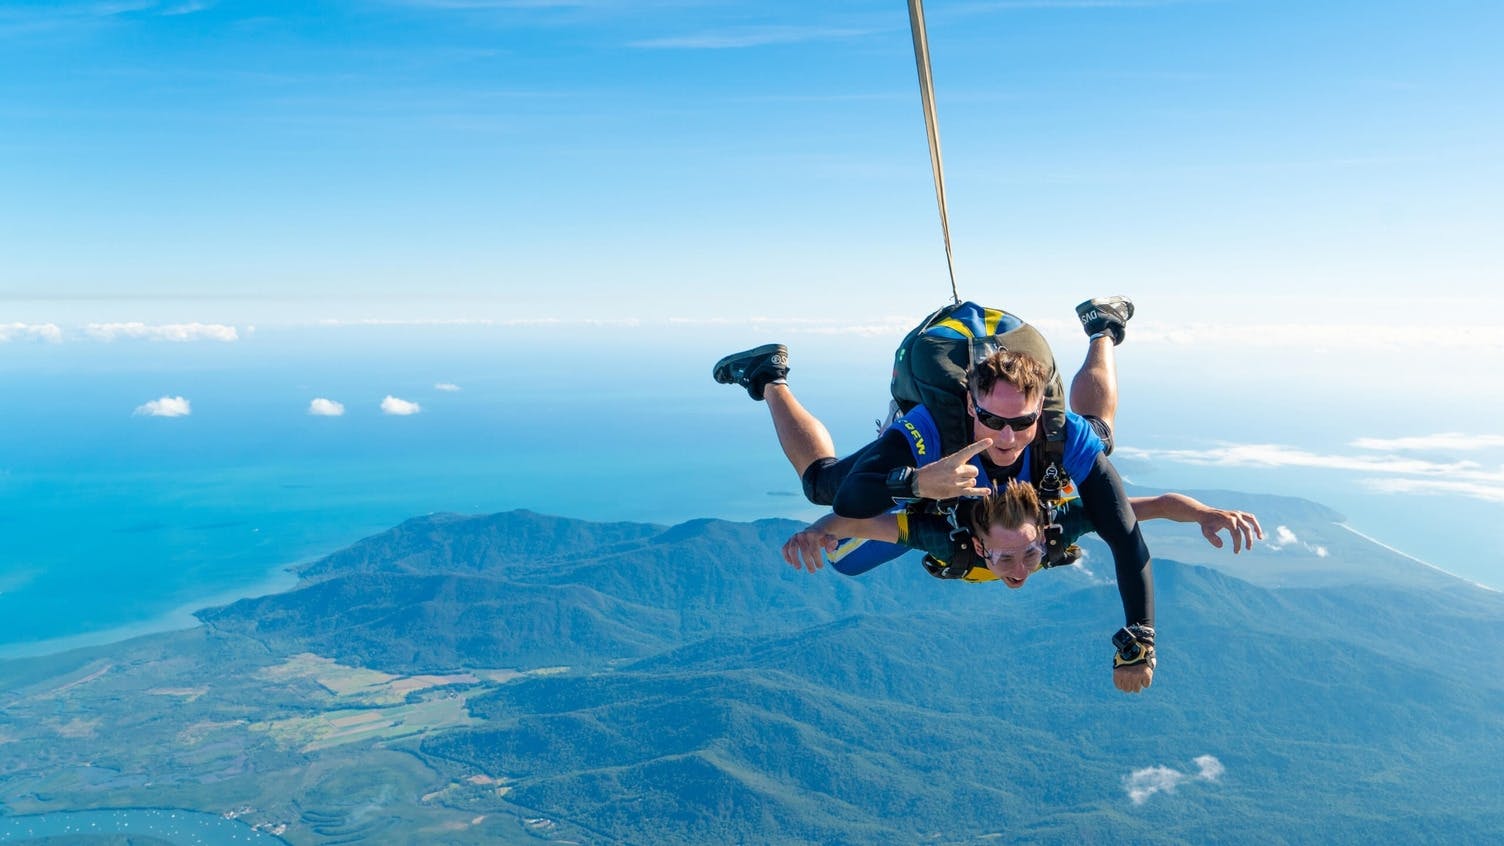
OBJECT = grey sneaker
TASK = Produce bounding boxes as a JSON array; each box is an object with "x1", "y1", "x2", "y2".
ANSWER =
[
  {"x1": 1075, "y1": 296, "x2": 1135, "y2": 345},
  {"x1": 712, "y1": 344, "x2": 789, "y2": 401}
]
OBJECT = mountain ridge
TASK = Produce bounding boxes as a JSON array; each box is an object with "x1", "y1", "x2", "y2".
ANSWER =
[{"x1": 4, "y1": 497, "x2": 1500, "y2": 844}]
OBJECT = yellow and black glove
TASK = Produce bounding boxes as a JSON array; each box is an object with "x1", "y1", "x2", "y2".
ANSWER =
[{"x1": 1111, "y1": 624, "x2": 1157, "y2": 669}]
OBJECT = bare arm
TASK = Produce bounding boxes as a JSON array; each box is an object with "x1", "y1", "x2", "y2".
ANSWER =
[
  {"x1": 1129, "y1": 493, "x2": 1264, "y2": 554},
  {"x1": 781, "y1": 512, "x2": 901, "y2": 573}
]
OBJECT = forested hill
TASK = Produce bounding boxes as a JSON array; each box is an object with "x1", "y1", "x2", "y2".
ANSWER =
[
  {"x1": 189, "y1": 504, "x2": 1504, "y2": 843},
  {"x1": 5, "y1": 501, "x2": 1500, "y2": 844}
]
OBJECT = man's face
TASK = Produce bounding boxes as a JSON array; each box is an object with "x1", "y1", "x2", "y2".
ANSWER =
[
  {"x1": 975, "y1": 522, "x2": 1044, "y2": 589},
  {"x1": 969, "y1": 380, "x2": 1042, "y2": 467}
]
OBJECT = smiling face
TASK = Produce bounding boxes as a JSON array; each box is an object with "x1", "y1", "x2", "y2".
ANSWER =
[
  {"x1": 974, "y1": 522, "x2": 1044, "y2": 589},
  {"x1": 968, "y1": 380, "x2": 1043, "y2": 467},
  {"x1": 966, "y1": 478, "x2": 1048, "y2": 589}
]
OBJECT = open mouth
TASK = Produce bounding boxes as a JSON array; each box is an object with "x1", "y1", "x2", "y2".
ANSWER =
[{"x1": 1003, "y1": 576, "x2": 1026, "y2": 588}]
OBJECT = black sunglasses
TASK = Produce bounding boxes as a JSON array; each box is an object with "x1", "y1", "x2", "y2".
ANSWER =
[{"x1": 971, "y1": 394, "x2": 1040, "y2": 432}]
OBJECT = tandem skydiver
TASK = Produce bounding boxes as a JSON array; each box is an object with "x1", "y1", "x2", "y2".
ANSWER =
[
  {"x1": 781, "y1": 296, "x2": 1260, "y2": 581},
  {"x1": 712, "y1": 297, "x2": 1257, "y2": 693}
]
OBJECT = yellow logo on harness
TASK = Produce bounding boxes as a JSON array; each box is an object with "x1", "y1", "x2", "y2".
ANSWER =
[{"x1": 901, "y1": 420, "x2": 927, "y2": 456}]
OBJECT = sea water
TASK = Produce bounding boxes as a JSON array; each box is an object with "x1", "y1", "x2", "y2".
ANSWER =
[
  {"x1": 0, "y1": 326, "x2": 870, "y2": 656},
  {"x1": 0, "y1": 808, "x2": 281, "y2": 844}
]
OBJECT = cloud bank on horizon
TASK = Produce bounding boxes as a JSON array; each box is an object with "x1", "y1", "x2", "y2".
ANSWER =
[
  {"x1": 4, "y1": 315, "x2": 1500, "y2": 362},
  {"x1": 1120, "y1": 437, "x2": 1504, "y2": 504},
  {"x1": 86, "y1": 323, "x2": 239, "y2": 343},
  {"x1": 1351, "y1": 433, "x2": 1504, "y2": 452},
  {"x1": 0, "y1": 323, "x2": 63, "y2": 343}
]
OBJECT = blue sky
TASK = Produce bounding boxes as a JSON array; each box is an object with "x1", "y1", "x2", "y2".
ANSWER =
[
  {"x1": 2, "y1": 0, "x2": 1503, "y2": 590},
  {"x1": 3, "y1": 0, "x2": 1499, "y2": 325}
]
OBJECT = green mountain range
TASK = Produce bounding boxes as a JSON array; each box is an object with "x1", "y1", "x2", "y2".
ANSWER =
[{"x1": 2, "y1": 497, "x2": 1500, "y2": 844}]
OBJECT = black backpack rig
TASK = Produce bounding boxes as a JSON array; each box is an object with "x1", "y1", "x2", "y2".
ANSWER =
[{"x1": 886, "y1": 301, "x2": 1083, "y2": 576}]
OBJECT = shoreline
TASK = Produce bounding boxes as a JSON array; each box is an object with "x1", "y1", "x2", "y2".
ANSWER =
[
  {"x1": 0, "y1": 563, "x2": 302, "y2": 661},
  {"x1": 0, "y1": 502, "x2": 733, "y2": 662},
  {"x1": 1337, "y1": 523, "x2": 1500, "y2": 594},
  {"x1": 0, "y1": 806, "x2": 286, "y2": 844}
]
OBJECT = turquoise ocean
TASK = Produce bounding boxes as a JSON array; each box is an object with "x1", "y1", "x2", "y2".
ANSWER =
[
  {"x1": 1, "y1": 324, "x2": 1496, "y2": 656},
  {"x1": 0, "y1": 326, "x2": 858, "y2": 656}
]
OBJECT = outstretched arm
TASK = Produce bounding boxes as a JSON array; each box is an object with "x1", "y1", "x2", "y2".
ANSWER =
[
  {"x1": 1130, "y1": 493, "x2": 1264, "y2": 554},
  {"x1": 781, "y1": 512, "x2": 901, "y2": 573}
]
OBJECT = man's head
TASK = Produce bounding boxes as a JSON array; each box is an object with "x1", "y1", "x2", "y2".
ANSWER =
[
  {"x1": 967, "y1": 349, "x2": 1049, "y2": 466},
  {"x1": 969, "y1": 479, "x2": 1046, "y2": 589}
]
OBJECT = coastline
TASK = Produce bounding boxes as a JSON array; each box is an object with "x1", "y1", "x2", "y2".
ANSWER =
[
  {"x1": 0, "y1": 807, "x2": 287, "y2": 844},
  {"x1": 0, "y1": 562, "x2": 302, "y2": 661},
  {"x1": 1337, "y1": 523, "x2": 1500, "y2": 593}
]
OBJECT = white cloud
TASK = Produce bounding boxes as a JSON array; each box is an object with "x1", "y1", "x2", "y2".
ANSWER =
[
  {"x1": 158, "y1": 0, "x2": 213, "y2": 14},
  {"x1": 1351, "y1": 433, "x2": 1504, "y2": 452},
  {"x1": 86, "y1": 322, "x2": 239, "y2": 342},
  {"x1": 315, "y1": 314, "x2": 906, "y2": 333},
  {"x1": 1115, "y1": 443, "x2": 1482, "y2": 477},
  {"x1": 1118, "y1": 442, "x2": 1504, "y2": 506},
  {"x1": 381, "y1": 395, "x2": 422, "y2": 416},
  {"x1": 666, "y1": 315, "x2": 917, "y2": 337},
  {"x1": 308, "y1": 398, "x2": 345, "y2": 417},
  {"x1": 1126, "y1": 755, "x2": 1225, "y2": 805},
  {"x1": 1261, "y1": 525, "x2": 1333, "y2": 558},
  {"x1": 434, "y1": 382, "x2": 462, "y2": 392},
  {"x1": 0, "y1": 1, "x2": 150, "y2": 36},
  {"x1": 1116, "y1": 322, "x2": 1503, "y2": 352},
  {"x1": 965, "y1": 0, "x2": 1197, "y2": 9},
  {"x1": 1071, "y1": 560, "x2": 1104, "y2": 584},
  {"x1": 631, "y1": 26, "x2": 875, "y2": 50},
  {"x1": 0, "y1": 323, "x2": 63, "y2": 343},
  {"x1": 1364, "y1": 477, "x2": 1504, "y2": 504},
  {"x1": 280, "y1": 316, "x2": 1504, "y2": 350},
  {"x1": 1125, "y1": 766, "x2": 1187, "y2": 805},
  {"x1": 395, "y1": 0, "x2": 619, "y2": 9},
  {"x1": 311, "y1": 316, "x2": 643, "y2": 328},
  {"x1": 317, "y1": 317, "x2": 496, "y2": 327},
  {"x1": 133, "y1": 396, "x2": 191, "y2": 417},
  {"x1": 1194, "y1": 755, "x2": 1225, "y2": 781}
]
